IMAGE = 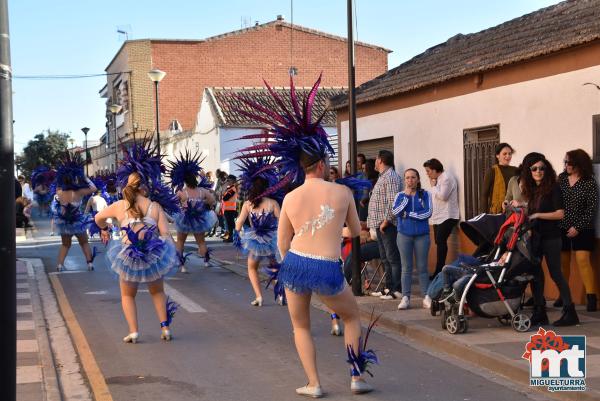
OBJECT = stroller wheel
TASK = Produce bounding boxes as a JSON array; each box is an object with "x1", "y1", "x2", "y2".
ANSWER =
[
  {"x1": 446, "y1": 314, "x2": 459, "y2": 334},
  {"x1": 511, "y1": 313, "x2": 532, "y2": 332},
  {"x1": 497, "y1": 315, "x2": 511, "y2": 326}
]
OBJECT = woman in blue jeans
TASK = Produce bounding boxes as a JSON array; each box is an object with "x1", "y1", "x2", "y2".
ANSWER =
[{"x1": 392, "y1": 169, "x2": 433, "y2": 310}]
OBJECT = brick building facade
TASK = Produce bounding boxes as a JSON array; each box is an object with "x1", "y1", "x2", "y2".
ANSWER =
[{"x1": 98, "y1": 17, "x2": 389, "y2": 170}]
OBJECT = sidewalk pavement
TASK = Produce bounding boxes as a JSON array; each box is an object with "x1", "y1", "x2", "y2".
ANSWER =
[
  {"x1": 210, "y1": 244, "x2": 600, "y2": 401},
  {"x1": 15, "y1": 259, "x2": 61, "y2": 401}
]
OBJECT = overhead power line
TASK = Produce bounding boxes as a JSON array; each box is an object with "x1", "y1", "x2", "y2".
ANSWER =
[{"x1": 13, "y1": 71, "x2": 130, "y2": 80}]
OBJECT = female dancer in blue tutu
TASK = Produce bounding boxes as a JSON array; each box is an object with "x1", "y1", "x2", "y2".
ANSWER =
[
  {"x1": 95, "y1": 142, "x2": 180, "y2": 343},
  {"x1": 168, "y1": 151, "x2": 219, "y2": 272},
  {"x1": 234, "y1": 161, "x2": 281, "y2": 306},
  {"x1": 31, "y1": 166, "x2": 55, "y2": 217},
  {"x1": 236, "y1": 76, "x2": 377, "y2": 397},
  {"x1": 53, "y1": 154, "x2": 97, "y2": 272}
]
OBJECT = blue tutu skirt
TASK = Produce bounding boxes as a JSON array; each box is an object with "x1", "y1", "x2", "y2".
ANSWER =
[
  {"x1": 54, "y1": 213, "x2": 93, "y2": 236},
  {"x1": 240, "y1": 227, "x2": 279, "y2": 261},
  {"x1": 106, "y1": 236, "x2": 178, "y2": 283},
  {"x1": 279, "y1": 250, "x2": 345, "y2": 296},
  {"x1": 174, "y1": 209, "x2": 218, "y2": 234}
]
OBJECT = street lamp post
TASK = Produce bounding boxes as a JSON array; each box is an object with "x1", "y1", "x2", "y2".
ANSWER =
[
  {"x1": 147, "y1": 68, "x2": 166, "y2": 156},
  {"x1": 81, "y1": 127, "x2": 89, "y2": 176},
  {"x1": 108, "y1": 104, "x2": 122, "y2": 173}
]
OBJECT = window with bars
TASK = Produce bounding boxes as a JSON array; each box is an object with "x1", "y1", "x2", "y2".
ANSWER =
[{"x1": 463, "y1": 125, "x2": 500, "y2": 220}]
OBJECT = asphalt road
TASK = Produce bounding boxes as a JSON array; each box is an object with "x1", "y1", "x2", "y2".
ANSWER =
[{"x1": 17, "y1": 216, "x2": 547, "y2": 401}]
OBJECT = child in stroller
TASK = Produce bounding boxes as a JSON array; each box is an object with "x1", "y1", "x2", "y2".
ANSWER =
[{"x1": 430, "y1": 208, "x2": 538, "y2": 334}]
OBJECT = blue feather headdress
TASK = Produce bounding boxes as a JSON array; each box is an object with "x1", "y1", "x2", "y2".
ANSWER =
[
  {"x1": 55, "y1": 152, "x2": 88, "y2": 190},
  {"x1": 117, "y1": 139, "x2": 180, "y2": 215},
  {"x1": 336, "y1": 174, "x2": 373, "y2": 200},
  {"x1": 167, "y1": 150, "x2": 211, "y2": 192},
  {"x1": 116, "y1": 140, "x2": 163, "y2": 188},
  {"x1": 31, "y1": 166, "x2": 56, "y2": 188},
  {"x1": 235, "y1": 154, "x2": 283, "y2": 203},
  {"x1": 235, "y1": 74, "x2": 334, "y2": 196}
]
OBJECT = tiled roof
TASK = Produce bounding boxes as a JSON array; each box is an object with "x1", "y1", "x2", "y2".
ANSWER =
[
  {"x1": 207, "y1": 87, "x2": 347, "y2": 127},
  {"x1": 331, "y1": 0, "x2": 600, "y2": 109}
]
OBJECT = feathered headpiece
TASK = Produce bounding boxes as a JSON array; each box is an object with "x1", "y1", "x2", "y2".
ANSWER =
[
  {"x1": 235, "y1": 74, "x2": 334, "y2": 195},
  {"x1": 336, "y1": 174, "x2": 373, "y2": 200},
  {"x1": 116, "y1": 140, "x2": 163, "y2": 188},
  {"x1": 55, "y1": 152, "x2": 88, "y2": 190},
  {"x1": 167, "y1": 150, "x2": 211, "y2": 192},
  {"x1": 235, "y1": 154, "x2": 283, "y2": 202},
  {"x1": 117, "y1": 139, "x2": 179, "y2": 215},
  {"x1": 31, "y1": 166, "x2": 56, "y2": 188}
]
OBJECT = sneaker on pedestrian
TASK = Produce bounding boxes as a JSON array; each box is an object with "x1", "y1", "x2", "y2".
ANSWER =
[
  {"x1": 393, "y1": 291, "x2": 402, "y2": 299},
  {"x1": 398, "y1": 296, "x2": 410, "y2": 310},
  {"x1": 380, "y1": 289, "x2": 396, "y2": 300},
  {"x1": 370, "y1": 291, "x2": 384, "y2": 297},
  {"x1": 422, "y1": 295, "x2": 432, "y2": 309}
]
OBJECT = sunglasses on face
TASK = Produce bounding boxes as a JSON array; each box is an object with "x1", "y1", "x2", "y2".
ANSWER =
[{"x1": 530, "y1": 165, "x2": 546, "y2": 173}]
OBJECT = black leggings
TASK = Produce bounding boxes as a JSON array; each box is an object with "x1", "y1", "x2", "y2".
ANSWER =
[
  {"x1": 531, "y1": 236, "x2": 573, "y2": 306},
  {"x1": 433, "y1": 218, "x2": 458, "y2": 277},
  {"x1": 224, "y1": 210, "x2": 237, "y2": 237}
]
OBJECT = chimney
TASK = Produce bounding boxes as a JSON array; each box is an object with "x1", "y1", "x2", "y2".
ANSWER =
[{"x1": 276, "y1": 14, "x2": 284, "y2": 21}]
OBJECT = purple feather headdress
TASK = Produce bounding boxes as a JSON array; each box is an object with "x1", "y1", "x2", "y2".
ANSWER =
[
  {"x1": 235, "y1": 74, "x2": 334, "y2": 195},
  {"x1": 336, "y1": 174, "x2": 373, "y2": 200},
  {"x1": 167, "y1": 150, "x2": 210, "y2": 192},
  {"x1": 31, "y1": 166, "x2": 56, "y2": 188},
  {"x1": 55, "y1": 152, "x2": 88, "y2": 190}
]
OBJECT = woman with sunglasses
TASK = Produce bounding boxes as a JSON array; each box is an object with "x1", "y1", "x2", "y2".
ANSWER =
[
  {"x1": 512, "y1": 152, "x2": 579, "y2": 326},
  {"x1": 558, "y1": 149, "x2": 599, "y2": 311}
]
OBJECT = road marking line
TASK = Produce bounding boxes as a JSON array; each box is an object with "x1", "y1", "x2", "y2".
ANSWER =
[
  {"x1": 17, "y1": 293, "x2": 31, "y2": 299},
  {"x1": 48, "y1": 271, "x2": 88, "y2": 275},
  {"x1": 17, "y1": 320, "x2": 35, "y2": 331},
  {"x1": 49, "y1": 275, "x2": 114, "y2": 401},
  {"x1": 17, "y1": 282, "x2": 29, "y2": 289},
  {"x1": 17, "y1": 339, "x2": 39, "y2": 353},
  {"x1": 17, "y1": 365, "x2": 42, "y2": 384},
  {"x1": 84, "y1": 291, "x2": 108, "y2": 295},
  {"x1": 163, "y1": 283, "x2": 207, "y2": 313}
]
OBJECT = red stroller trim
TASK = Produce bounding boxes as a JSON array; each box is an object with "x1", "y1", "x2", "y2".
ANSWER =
[{"x1": 493, "y1": 208, "x2": 526, "y2": 251}]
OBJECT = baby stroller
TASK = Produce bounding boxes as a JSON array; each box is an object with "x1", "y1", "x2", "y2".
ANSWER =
[{"x1": 438, "y1": 208, "x2": 537, "y2": 334}]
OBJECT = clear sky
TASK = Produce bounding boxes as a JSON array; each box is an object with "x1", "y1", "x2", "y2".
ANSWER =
[{"x1": 9, "y1": 0, "x2": 559, "y2": 153}]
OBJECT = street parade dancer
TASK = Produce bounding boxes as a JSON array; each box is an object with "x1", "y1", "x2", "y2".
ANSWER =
[
  {"x1": 167, "y1": 150, "x2": 219, "y2": 272},
  {"x1": 85, "y1": 177, "x2": 110, "y2": 238},
  {"x1": 234, "y1": 156, "x2": 282, "y2": 307},
  {"x1": 235, "y1": 75, "x2": 378, "y2": 397},
  {"x1": 52, "y1": 153, "x2": 97, "y2": 272},
  {"x1": 31, "y1": 166, "x2": 55, "y2": 217},
  {"x1": 95, "y1": 141, "x2": 180, "y2": 343}
]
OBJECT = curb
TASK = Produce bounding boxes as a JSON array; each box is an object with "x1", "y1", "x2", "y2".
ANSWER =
[{"x1": 216, "y1": 256, "x2": 600, "y2": 401}]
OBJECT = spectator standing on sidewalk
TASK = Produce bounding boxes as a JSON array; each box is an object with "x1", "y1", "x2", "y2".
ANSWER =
[
  {"x1": 221, "y1": 174, "x2": 238, "y2": 242},
  {"x1": 392, "y1": 168, "x2": 433, "y2": 310},
  {"x1": 368, "y1": 150, "x2": 402, "y2": 300},
  {"x1": 513, "y1": 152, "x2": 579, "y2": 326},
  {"x1": 480, "y1": 143, "x2": 518, "y2": 213},
  {"x1": 423, "y1": 158, "x2": 459, "y2": 279},
  {"x1": 558, "y1": 149, "x2": 599, "y2": 311}
]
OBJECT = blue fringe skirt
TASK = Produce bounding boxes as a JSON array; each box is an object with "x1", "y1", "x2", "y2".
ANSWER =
[
  {"x1": 54, "y1": 214, "x2": 93, "y2": 236},
  {"x1": 174, "y1": 209, "x2": 218, "y2": 234},
  {"x1": 106, "y1": 237, "x2": 179, "y2": 283},
  {"x1": 278, "y1": 250, "x2": 345, "y2": 296},
  {"x1": 240, "y1": 228, "x2": 279, "y2": 261}
]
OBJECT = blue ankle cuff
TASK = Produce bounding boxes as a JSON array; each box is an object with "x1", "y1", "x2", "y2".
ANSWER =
[
  {"x1": 330, "y1": 313, "x2": 340, "y2": 320},
  {"x1": 160, "y1": 321, "x2": 169, "y2": 328},
  {"x1": 350, "y1": 368, "x2": 360, "y2": 377}
]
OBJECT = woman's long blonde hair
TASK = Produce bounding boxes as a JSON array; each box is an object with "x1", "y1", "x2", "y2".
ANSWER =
[{"x1": 122, "y1": 172, "x2": 144, "y2": 218}]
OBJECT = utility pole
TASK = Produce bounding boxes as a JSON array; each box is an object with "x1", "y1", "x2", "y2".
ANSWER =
[
  {"x1": 0, "y1": 0, "x2": 16, "y2": 399},
  {"x1": 347, "y1": 0, "x2": 362, "y2": 296}
]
